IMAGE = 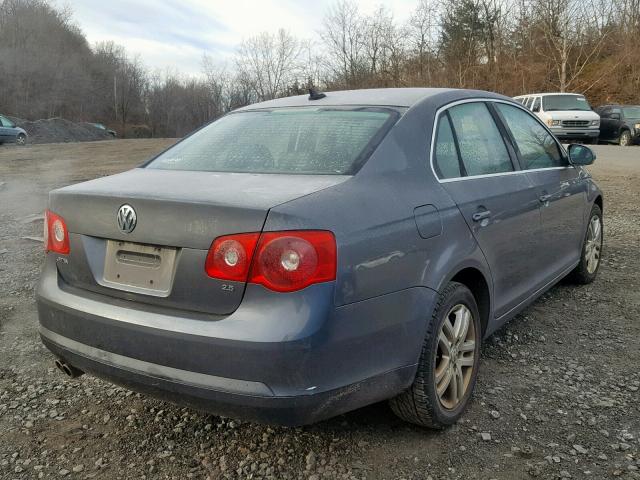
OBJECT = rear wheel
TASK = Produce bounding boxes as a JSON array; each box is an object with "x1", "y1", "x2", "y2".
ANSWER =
[
  {"x1": 389, "y1": 282, "x2": 481, "y2": 428},
  {"x1": 568, "y1": 204, "x2": 602, "y2": 284},
  {"x1": 619, "y1": 130, "x2": 631, "y2": 147},
  {"x1": 16, "y1": 133, "x2": 26, "y2": 146}
]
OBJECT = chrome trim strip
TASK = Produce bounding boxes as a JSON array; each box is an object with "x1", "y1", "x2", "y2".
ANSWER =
[
  {"x1": 438, "y1": 166, "x2": 569, "y2": 183},
  {"x1": 39, "y1": 326, "x2": 274, "y2": 396},
  {"x1": 429, "y1": 98, "x2": 571, "y2": 184}
]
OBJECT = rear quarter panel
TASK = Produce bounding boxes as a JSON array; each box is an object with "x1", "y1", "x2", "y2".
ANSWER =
[{"x1": 265, "y1": 94, "x2": 493, "y2": 309}]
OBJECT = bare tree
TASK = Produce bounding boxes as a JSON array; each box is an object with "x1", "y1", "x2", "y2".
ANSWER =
[
  {"x1": 1, "y1": 0, "x2": 639, "y2": 140},
  {"x1": 114, "y1": 54, "x2": 146, "y2": 136},
  {"x1": 320, "y1": 0, "x2": 367, "y2": 88},
  {"x1": 407, "y1": 0, "x2": 440, "y2": 84},
  {"x1": 235, "y1": 29, "x2": 302, "y2": 101},
  {"x1": 532, "y1": 0, "x2": 612, "y2": 92}
]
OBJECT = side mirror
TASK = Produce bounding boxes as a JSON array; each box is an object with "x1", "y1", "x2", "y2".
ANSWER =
[
  {"x1": 610, "y1": 113, "x2": 621, "y2": 120},
  {"x1": 568, "y1": 144, "x2": 596, "y2": 166}
]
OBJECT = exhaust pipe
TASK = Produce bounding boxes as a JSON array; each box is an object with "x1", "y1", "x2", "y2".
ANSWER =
[{"x1": 54, "y1": 359, "x2": 84, "y2": 378}]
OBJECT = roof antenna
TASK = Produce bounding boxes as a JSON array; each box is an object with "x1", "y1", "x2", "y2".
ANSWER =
[{"x1": 308, "y1": 88, "x2": 326, "y2": 101}]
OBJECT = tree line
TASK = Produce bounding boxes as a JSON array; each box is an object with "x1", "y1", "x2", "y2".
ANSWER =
[{"x1": 0, "y1": 0, "x2": 638, "y2": 138}]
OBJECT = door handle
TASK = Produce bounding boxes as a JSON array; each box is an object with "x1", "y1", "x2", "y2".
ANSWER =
[
  {"x1": 472, "y1": 210, "x2": 491, "y2": 222},
  {"x1": 539, "y1": 194, "x2": 552, "y2": 203}
]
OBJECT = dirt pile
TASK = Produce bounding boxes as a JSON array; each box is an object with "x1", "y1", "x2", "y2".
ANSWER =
[{"x1": 8, "y1": 117, "x2": 113, "y2": 144}]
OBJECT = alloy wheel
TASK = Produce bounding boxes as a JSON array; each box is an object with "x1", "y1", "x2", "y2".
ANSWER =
[
  {"x1": 620, "y1": 131, "x2": 630, "y2": 147},
  {"x1": 16, "y1": 135, "x2": 26, "y2": 145},
  {"x1": 585, "y1": 215, "x2": 602, "y2": 274},
  {"x1": 435, "y1": 304, "x2": 477, "y2": 410}
]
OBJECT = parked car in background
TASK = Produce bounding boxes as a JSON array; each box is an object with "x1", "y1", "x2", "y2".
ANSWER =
[
  {"x1": 595, "y1": 105, "x2": 640, "y2": 146},
  {"x1": 37, "y1": 88, "x2": 603, "y2": 428},
  {"x1": 514, "y1": 93, "x2": 600, "y2": 144},
  {"x1": 0, "y1": 114, "x2": 28, "y2": 145},
  {"x1": 90, "y1": 123, "x2": 117, "y2": 138}
]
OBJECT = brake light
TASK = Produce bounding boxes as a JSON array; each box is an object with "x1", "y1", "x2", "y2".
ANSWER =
[
  {"x1": 205, "y1": 230, "x2": 336, "y2": 292},
  {"x1": 249, "y1": 231, "x2": 336, "y2": 292},
  {"x1": 44, "y1": 209, "x2": 70, "y2": 254},
  {"x1": 205, "y1": 233, "x2": 260, "y2": 281}
]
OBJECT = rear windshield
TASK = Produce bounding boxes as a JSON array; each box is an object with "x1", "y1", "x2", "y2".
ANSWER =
[
  {"x1": 146, "y1": 107, "x2": 399, "y2": 175},
  {"x1": 542, "y1": 95, "x2": 591, "y2": 112}
]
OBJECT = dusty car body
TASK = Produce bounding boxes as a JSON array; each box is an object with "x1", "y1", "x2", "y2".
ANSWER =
[{"x1": 37, "y1": 88, "x2": 603, "y2": 427}]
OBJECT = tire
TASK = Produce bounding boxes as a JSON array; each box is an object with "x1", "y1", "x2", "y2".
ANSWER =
[
  {"x1": 567, "y1": 204, "x2": 603, "y2": 284},
  {"x1": 389, "y1": 282, "x2": 482, "y2": 428},
  {"x1": 619, "y1": 130, "x2": 631, "y2": 147},
  {"x1": 15, "y1": 134, "x2": 26, "y2": 146}
]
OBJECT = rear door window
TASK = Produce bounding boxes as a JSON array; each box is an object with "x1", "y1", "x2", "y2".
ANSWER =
[
  {"x1": 147, "y1": 107, "x2": 399, "y2": 175},
  {"x1": 447, "y1": 103, "x2": 514, "y2": 177},
  {"x1": 433, "y1": 114, "x2": 462, "y2": 179},
  {"x1": 495, "y1": 103, "x2": 566, "y2": 169}
]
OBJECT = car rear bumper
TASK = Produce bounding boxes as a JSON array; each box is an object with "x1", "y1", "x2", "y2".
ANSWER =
[
  {"x1": 37, "y1": 256, "x2": 435, "y2": 425},
  {"x1": 40, "y1": 329, "x2": 414, "y2": 426}
]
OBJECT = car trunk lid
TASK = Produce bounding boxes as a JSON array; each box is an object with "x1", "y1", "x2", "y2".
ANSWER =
[{"x1": 49, "y1": 168, "x2": 348, "y2": 315}]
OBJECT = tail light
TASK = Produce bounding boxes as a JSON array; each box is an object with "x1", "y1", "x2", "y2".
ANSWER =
[
  {"x1": 205, "y1": 233, "x2": 260, "y2": 281},
  {"x1": 44, "y1": 209, "x2": 70, "y2": 254},
  {"x1": 205, "y1": 230, "x2": 336, "y2": 292}
]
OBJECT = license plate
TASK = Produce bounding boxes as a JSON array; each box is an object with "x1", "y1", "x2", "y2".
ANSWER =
[{"x1": 102, "y1": 240, "x2": 177, "y2": 297}]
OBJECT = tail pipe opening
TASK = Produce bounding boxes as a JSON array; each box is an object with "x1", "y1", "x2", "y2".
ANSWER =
[{"x1": 54, "y1": 359, "x2": 84, "y2": 378}]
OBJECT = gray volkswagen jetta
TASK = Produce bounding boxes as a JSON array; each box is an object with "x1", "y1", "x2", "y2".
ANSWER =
[{"x1": 37, "y1": 88, "x2": 603, "y2": 428}]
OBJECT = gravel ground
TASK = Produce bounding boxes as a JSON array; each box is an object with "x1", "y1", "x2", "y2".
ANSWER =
[{"x1": 0, "y1": 140, "x2": 638, "y2": 480}]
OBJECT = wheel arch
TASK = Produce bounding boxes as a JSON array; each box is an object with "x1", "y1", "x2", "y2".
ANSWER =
[
  {"x1": 593, "y1": 195, "x2": 603, "y2": 214},
  {"x1": 448, "y1": 267, "x2": 492, "y2": 336},
  {"x1": 618, "y1": 127, "x2": 631, "y2": 142}
]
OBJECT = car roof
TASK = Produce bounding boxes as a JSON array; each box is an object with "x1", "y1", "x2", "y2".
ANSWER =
[
  {"x1": 516, "y1": 93, "x2": 585, "y2": 97},
  {"x1": 235, "y1": 88, "x2": 506, "y2": 111}
]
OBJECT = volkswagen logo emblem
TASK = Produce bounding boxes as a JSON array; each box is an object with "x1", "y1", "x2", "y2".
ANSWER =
[{"x1": 117, "y1": 204, "x2": 137, "y2": 234}]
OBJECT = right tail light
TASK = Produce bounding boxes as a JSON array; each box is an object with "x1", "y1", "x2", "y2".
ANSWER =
[{"x1": 205, "y1": 230, "x2": 336, "y2": 292}]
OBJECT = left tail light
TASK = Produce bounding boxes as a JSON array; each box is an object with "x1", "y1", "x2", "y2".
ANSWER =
[
  {"x1": 44, "y1": 209, "x2": 70, "y2": 254},
  {"x1": 205, "y1": 232, "x2": 260, "y2": 282},
  {"x1": 205, "y1": 230, "x2": 337, "y2": 292}
]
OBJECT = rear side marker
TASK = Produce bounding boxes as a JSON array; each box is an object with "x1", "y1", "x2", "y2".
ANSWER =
[{"x1": 205, "y1": 230, "x2": 336, "y2": 292}]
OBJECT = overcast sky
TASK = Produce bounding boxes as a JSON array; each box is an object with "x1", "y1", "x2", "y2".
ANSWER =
[{"x1": 63, "y1": 0, "x2": 416, "y2": 76}]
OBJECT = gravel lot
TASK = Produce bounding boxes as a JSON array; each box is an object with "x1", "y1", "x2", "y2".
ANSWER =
[{"x1": 0, "y1": 140, "x2": 638, "y2": 480}]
